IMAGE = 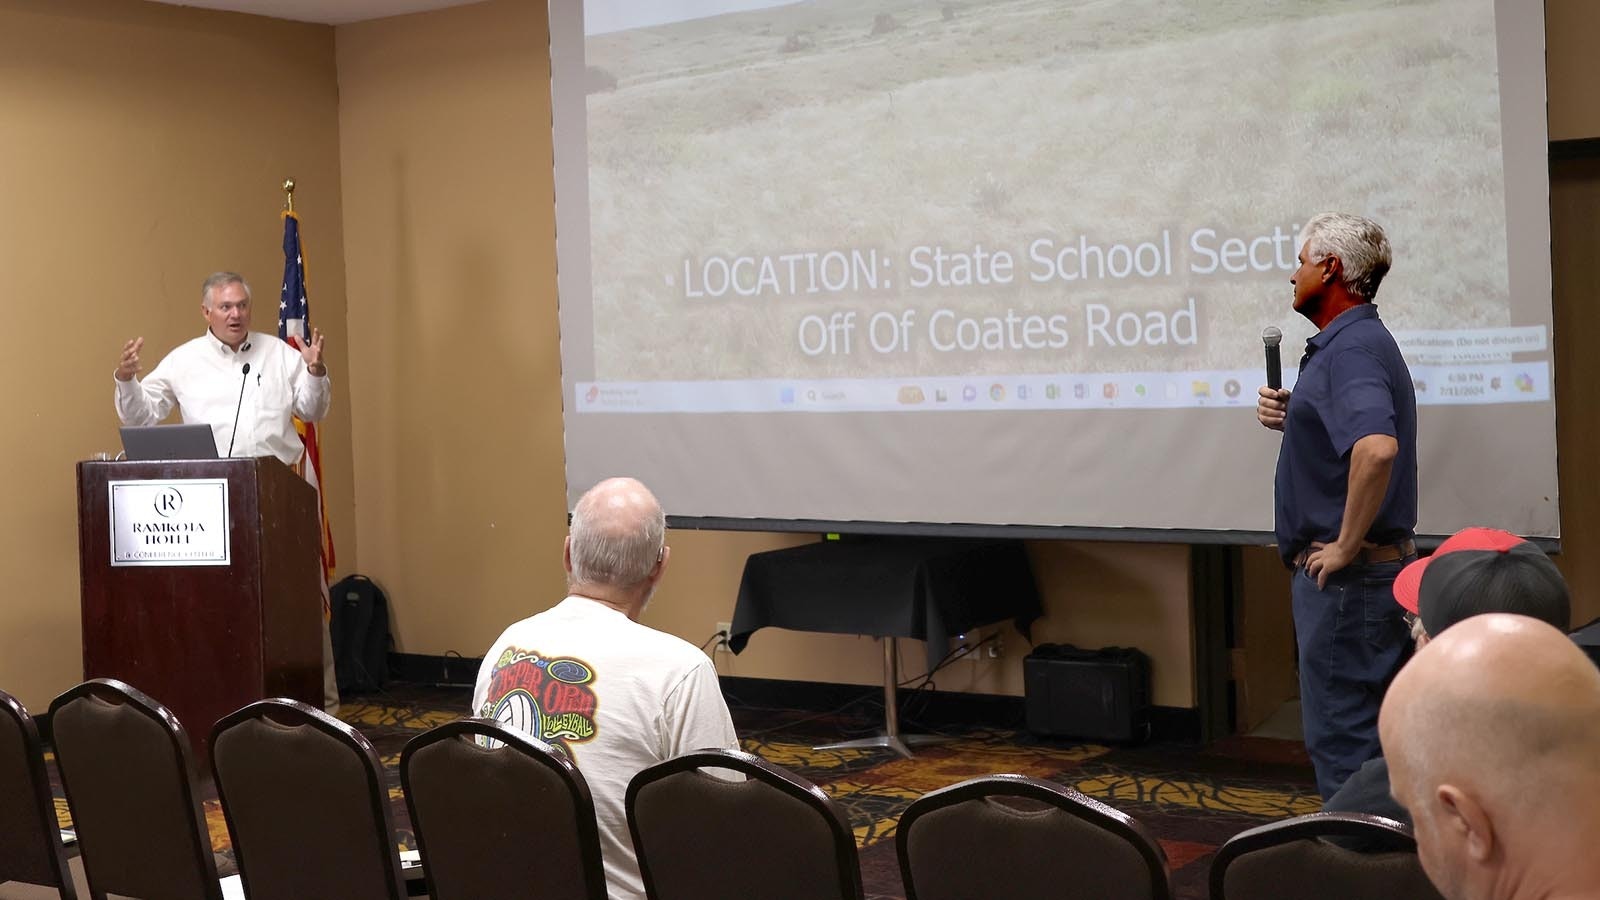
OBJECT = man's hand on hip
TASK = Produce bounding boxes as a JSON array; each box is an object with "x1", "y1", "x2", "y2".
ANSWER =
[{"x1": 1305, "y1": 541, "x2": 1359, "y2": 589}]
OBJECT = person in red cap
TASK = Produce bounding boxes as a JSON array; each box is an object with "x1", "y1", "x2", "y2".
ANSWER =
[
  {"x1": 1391, "y1": 527, "x2": 1569, "y2": 643},
  {"x1": 1323, "y1": 527, "x2": 1570, "y2": 838},
  {"x1": 1380, "y1": 614, "x2": 1600, "y2": 900}
]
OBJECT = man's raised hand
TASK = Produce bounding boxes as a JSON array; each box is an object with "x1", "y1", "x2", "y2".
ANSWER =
[
  {"x1": 301, "y1": 328, "x2": 327, "y2": 375},
  {"x1": 115, "y1": 337, "x2": 144, "y2": 382}
]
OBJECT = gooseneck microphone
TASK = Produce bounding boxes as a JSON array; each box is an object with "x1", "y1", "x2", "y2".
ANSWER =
[
  {"x1": 227, "y1": 362, "x2": 251, "y2": 457},
  {"x1": 1262, "y1": 326, "x2": 1283, "y2": 391}
]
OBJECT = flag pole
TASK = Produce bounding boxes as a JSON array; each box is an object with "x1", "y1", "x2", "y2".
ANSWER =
[{"x1": 282, "y1": 178, "x2": 295, "y2": 213}]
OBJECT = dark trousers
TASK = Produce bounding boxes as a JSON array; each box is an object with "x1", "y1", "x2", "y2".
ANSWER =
[{"x1": 1291, "y1": 557, "x2": 1413, "y2": 799}]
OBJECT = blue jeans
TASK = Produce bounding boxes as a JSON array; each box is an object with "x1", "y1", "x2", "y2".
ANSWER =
[{"x1": 1292, "y1": 556, "x2": 1413, "y2": 799}]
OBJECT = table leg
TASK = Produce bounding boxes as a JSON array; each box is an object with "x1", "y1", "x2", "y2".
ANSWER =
[{"x1": 814, "y1": 637, "x2": 952, "y2": 759}]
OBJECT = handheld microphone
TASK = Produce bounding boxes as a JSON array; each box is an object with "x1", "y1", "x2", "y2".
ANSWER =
[
  {"x1": 1262, "y1": 326, "x2": 1283, "y2": 391},
  {"x1": 227, "y1": 363, "x2": 251, "y2": 457}
]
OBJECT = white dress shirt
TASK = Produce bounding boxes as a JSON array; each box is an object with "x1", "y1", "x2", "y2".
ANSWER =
[{"x1": 114, "y1": 330, "x2": 330, "y2": 465}]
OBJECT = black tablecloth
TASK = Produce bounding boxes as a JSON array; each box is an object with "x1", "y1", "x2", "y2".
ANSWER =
[{"x1": 729, "y1": 538, "x2": 1042, "y2": 672}]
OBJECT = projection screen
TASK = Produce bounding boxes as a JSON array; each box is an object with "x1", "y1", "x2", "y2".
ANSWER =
[{"x1": 550, "y1": 0, "x2": 1558, "y2": 540}]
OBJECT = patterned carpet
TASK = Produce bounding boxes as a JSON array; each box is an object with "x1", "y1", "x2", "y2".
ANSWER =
[{"x1": 48, "y1": 683, "x2": 1322, "y2": 900}]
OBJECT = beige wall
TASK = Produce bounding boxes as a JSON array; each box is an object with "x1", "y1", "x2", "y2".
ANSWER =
[
  {"x1": 335, "y1": 0, "x2": 574, "y2": 672},
  {"x1": 4, "y1": 0, "x2": 1597, "y2": 716},
  {"x1": 0, "y1": 0, "x2": 351, "y2": 711},
  {"x1": 1546, "y1": 0, "x2": 1600, "y2": 142}
]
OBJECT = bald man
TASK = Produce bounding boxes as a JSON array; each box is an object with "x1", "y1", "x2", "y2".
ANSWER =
[
  {"x1": 1379, "y1": 614, "x2": 1600, "y2": 900},
  {"x1": 470, "y1": 477, "x2": 739, "y2": 900}
]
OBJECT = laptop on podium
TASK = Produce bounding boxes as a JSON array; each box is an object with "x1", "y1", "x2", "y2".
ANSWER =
[{"x1": 119, "y1": 424, "x2": 220, "y2": 461}]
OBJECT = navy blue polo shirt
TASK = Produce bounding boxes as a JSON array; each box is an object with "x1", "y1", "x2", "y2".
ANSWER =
[{"x1": 1273, "y1": 303, "x2": 1417, "y2": 567}]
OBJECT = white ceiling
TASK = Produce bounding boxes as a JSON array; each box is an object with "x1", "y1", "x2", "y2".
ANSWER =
[{"x1": 143, "y1": 0, "x2": 483, "y2": 26}]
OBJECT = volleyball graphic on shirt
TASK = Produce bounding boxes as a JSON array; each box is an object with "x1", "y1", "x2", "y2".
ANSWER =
[
  {"x1": 480, "y1": 646, "x2": 599, "y2": 754},
  {"x1": 490, "y1": 689, "x2": 542, "y2": 738}
]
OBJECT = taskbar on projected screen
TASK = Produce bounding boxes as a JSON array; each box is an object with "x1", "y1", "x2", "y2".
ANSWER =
[{"x1": 573, "y1": 360, "x2": 1550, "y2": 414}]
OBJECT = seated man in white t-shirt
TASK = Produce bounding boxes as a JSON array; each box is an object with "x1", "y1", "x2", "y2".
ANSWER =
[{"x1": 470, "y1": 476, "x2": 739, "y2": 900}]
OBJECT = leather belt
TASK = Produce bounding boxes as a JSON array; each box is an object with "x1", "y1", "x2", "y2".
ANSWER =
[{"x1": 1293, "y1": 539, "x2": 1416, "y2": 569}]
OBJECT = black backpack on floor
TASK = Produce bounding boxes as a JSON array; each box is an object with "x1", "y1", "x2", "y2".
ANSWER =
[{"x1": 329, "y1": 574, "x2": 391, "y2": 696}]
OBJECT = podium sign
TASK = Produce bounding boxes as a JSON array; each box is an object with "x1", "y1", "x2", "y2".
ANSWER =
[{"x1": 108, "y1": 478, "x2": 231, "y2": 566}]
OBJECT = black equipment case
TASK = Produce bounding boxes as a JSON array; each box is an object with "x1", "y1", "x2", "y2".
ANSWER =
[{"x1": 1023, "y1": 643, "x2": 1151, "y2": 742}]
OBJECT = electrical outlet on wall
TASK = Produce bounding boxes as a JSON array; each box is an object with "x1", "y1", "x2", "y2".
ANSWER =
[
  {"x1": 959, "y1": 631, "x2": 983, "y2": 666},
  {"x1": 714, "y1": 621, "x2": 733, "y2": 652}
]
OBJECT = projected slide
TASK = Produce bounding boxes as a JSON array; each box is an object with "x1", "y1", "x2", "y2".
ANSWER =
[{"x1": 551, "y1": 0, "x2": 1558, "y2": 536}]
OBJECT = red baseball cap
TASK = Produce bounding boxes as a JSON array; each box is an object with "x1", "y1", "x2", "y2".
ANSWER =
[{"x1": 1393, "y1": 526, "x2": 1525, "y2": 614}]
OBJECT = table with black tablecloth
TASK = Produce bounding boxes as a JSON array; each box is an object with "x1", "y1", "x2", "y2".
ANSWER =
[{"x1": 729, "y1": 537, "x2": 1042, "y2": 674}]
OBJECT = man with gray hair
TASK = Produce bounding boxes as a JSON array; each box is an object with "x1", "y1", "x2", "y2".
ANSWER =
[
  {"x1": 471, "y1": 477, "x2": 738, "y2": 900},
  {"x1": 1256, "y1": 213, "x2": 1418, "y2": 798},
  {"x1": 114, "y1": 271, "x2": 329, "y2": 464}
]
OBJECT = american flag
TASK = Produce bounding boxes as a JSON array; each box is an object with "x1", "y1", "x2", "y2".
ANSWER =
[{"x1": 280, "y1": 210, "x2": 336, "y2": 608}]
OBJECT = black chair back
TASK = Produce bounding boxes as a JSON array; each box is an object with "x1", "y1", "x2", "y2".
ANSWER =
[
  {"x1": 626, "y1": 748, "x2": 863, "y2": 900},
  {"x1": 0, "y1": 688, "x2": 78, "y2": 898},
  {"x1": 1209, "y1": 811, "x2": 1443, "y2": 900},
  {"x1": 46, "y1": 679, "x2": 220, "y2": 900},
  {"x1": 211, "y1": 698, "x2": 406, "y2": 900},
  {"x1": 897, "y1": 774, "x2": 1170, "y2": 900},
  {"x1": 401, "y1": 718, "x2": 607, "y2": 900}
]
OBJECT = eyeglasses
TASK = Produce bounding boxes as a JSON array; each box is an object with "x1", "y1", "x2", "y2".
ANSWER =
[{"x1": 1403, "y1": 612, "x2": 1426, "y2": 640}]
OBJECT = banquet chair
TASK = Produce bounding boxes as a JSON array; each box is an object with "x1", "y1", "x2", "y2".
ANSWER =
[
  {"x1": 627, "y1": 748, "x2": 863, "y2": 900},
  {"x1": 1209, "y1": 811, "x2": 1443, "y2": 900},
  {"x1": 47, "y1": 679, "x2": 222, "y2": 900},
  {"x1": 0, "y1": 688, "x2": 79, "y2": 899},
  {"x1": 211, "y1": 698, "x2": 406, "y2": 900},
  {"x1": 400, "y1": 718, "x2": 607, "y2": 900},
  {"x1": 896, "y1": 774, "x2": 1170, "y2": 900}
]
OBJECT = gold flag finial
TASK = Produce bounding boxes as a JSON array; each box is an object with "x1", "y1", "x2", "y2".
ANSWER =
[{"x1": 282, "y1": 178, "x2": 296, "y2": 212}]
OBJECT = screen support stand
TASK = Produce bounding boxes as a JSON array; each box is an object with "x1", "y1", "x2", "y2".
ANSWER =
[{"x1": 815, "y1": 637, "x2": 950, "y2": 759}]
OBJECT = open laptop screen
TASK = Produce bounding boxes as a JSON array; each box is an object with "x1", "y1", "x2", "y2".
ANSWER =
[{"x1": 119, "y1": 424, "x2": 220, "y2": 461}]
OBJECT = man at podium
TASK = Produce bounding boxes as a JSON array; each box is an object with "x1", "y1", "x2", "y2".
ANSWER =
[
  {"x1": 112, "y1": 270, "x2": 337, "y2": 710},
  {"x1": 113, "y1": 271, "x2": 329, "y2": 459}
]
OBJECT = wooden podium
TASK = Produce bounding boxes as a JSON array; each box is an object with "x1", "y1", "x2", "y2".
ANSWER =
[{"x1": 76, "y1": 458, "x2": 322, "y2": 758}]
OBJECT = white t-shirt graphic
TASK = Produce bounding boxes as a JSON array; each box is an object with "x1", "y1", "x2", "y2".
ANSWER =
[{"x1": 471, "y1": 596, "x2": 739, "y2": 900}]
